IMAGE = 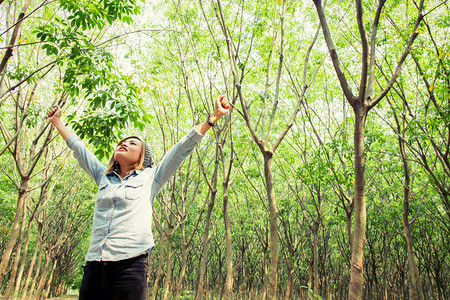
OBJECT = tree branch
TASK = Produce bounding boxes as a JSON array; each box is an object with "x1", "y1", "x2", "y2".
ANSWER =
[
  {"x1": 369, "y1": 0, "x2": 425, "y2": 109},
  {"x1": 312, "y1": 0, "x2": 356, "y2": 106}
]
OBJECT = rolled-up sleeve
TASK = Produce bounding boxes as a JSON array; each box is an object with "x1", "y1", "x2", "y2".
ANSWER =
[
  {"x1": 151, "y1": 127, "x2": 204, "y2": 195},
  {"x1": 66, "y1": 134, "x2": 107, "y2": 185}
]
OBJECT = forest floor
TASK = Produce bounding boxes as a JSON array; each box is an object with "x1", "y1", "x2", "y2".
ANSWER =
[{"x1": 0, "y1": 296, "x2": 78, "y2": 299}]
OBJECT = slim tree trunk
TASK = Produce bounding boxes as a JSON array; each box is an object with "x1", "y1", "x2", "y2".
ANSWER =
[
  {"x1": 28, "y1": 233, "x2": 44, "y2": 298},
  {"x1": 175, "y1": 232, "x2": 188, "y2": 300},
  {"x1": 163, "y1": 228, "x2": 172, "y2": 300},
  {"x1": 196, "y1": 193, "x2": 215, "y2": 299},
  {"x1": 404, "y1": 224, "x2": 423, "y2": 300},
  {"x1": 15, "y1": 216, "x2": 34, "y2": 293},
  {"x1": 15, "y1": 179, "x2": 48, "y2": 294},
  {"x1": 4, "y1": 197, "x2": 27, "y2": 299},
  {"x1": 313, "y1": 225, "x2": 319, "y2": 296},
  {"x1": 285, "y1": 253, "x2": 294, "y2": 300},
  {"x1": 21, "y1": 232, "x2": 40, "y2": 299},
  {"x1": 44, "y1": 259, "x2": 58, "y2": 298},
  {"x1": 308, "y1": 263, "x2": 312, "y2": 293},
  {"x1": 395, "y1": 101, "x2": 425, "y2": 300},
  {"x1": 36, "y1": 250, "x2": 51, "y2": 299},
  {"x1": 240, "y1": 240, "x2": 246, "y2": 297},
  {"x1": 223, "y1": 188, "x2": 233, "y2": 300},
  {"x1": 173, "y1": 154, "x2": 214, "y2": 300},
  {"x1": 346, "y1": 208, "x2": 353, "y2": 248},
  {"x1": 262, "y1": 248, "x2": 268, "y2": 299},
  {"x1": 151, "y1": 231, "x2": 165, "y2": 300},
  {"x1": 0, "y1": 179, "x2": 29, "y2": 282},
  {"x1": 195, "y1": 142, "x2": 221, "y2": 300},
  {"x1": 264, "y1": 152, "x2": 279, "y2": 300},
  {"x1": 348, "y1": 111, "x2": 367, "y2": 299}
]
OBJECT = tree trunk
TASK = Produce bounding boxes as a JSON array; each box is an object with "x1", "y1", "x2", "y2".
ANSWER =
[
  {"x1": 346, "y1": 208, "x2": 353, "y2": 248},
  {"x1": 0, "y1": 179, "x2": 29, "y2": 282},
  {"x1": 4, "y1": 197, "x2": 27, "y2": 299},
  {"x1": 163, "y1": 229, "x2": 172, "y2": 300},
  {"x1": 44, "y1": 259, "x2": 58, "y2": 298},
  {"x1": 308, "y1": 262, "x2": 312, "y2": 293},
  {"x1": 175, "y1": 232, "x2": 188, "y2": 300},
  {"x1": 262, "y1": 248, "x2": 268, "y2": 299},
  {"x1": 196, "y1": 192, "x2": 216, "y2": 299},
  {"x1": 28, "y1": 234, "x2": 44, "y2": 298},
  {"x1": 313, "y1": 225, "x2": 319, "y2": 296},
  {"x1": 404, "y1": 228, "x2": 423, "y2": 300},
  {"x1": 223, "y1": 188, "x2": 233, "y2": 300},
  {"x1": 35, "y1": 250, "x2": 51, "y2": 299},
  {"x1": 285, "y1": 256, "x2": 294, "y2": 300},
  {"x1": 21, "y1": 232, "x2": 40, "y2": 299},
  {"x1": 264, "y1": 151, "x2": 279, "y2": 300},
  {"x1": 348, "y1": 110, "x2": 367, "y2": 300},
  {"x1": 14, "y1": 215, "x2": 34, "y2": 294},
  {"x1": 240, "y1": 239, "x2": 246, "y2": 298},
  {"x1": 398, "y1": 109, "x2": 425, "y2": 300},
  {"x1": 151, "y1": 232, "x2": 165, "y2": 300},
  {"x1": 16, "y1": 176, "x2": 50, "y2": 294}
]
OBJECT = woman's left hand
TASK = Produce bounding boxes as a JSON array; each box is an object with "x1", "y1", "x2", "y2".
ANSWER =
[
  {"x1": 196, "y1": 95, "x2": 230, "y2": 134},
  {"x1": 213, "y1": 95, "x2": 230, "y2": 118}
]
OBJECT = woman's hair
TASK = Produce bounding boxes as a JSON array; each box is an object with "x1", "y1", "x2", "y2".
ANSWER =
[{"x1": 104, "y1": 136, "x2": 146, "y2": 174}]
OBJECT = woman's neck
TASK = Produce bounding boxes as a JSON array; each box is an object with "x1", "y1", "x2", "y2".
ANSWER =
[{"x1": 119, "y1": 166, "x2": 134, "y2": 179}]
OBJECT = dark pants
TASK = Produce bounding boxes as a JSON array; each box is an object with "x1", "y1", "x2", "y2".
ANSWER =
[{"x1": 79, "y1": 254, "x2": 148, "y2": 300}]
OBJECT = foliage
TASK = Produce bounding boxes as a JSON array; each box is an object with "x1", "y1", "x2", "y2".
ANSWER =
[{"x1": 0, "y1": 0, "x2": 449, "y2": 299}]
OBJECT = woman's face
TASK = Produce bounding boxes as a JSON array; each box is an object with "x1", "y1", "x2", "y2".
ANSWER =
[{"x1": 113, "y1": 137, "x2": 142, "y2": 168}]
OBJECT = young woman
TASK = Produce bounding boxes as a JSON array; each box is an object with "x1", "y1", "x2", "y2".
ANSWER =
[{"x1": 47, "y1": 96, "x2": 229, "y2": 300}]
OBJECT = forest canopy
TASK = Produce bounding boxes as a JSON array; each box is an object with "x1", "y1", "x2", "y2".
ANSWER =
[{"x1": 0, "y1": 0, "x2": 449, "y2": 299}]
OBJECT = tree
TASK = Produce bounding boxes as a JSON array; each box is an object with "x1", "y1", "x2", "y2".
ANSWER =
[
  {"x1": 211, "y1": 0, "x2": 321, "y2": 297},
  {"x1": 312, "y1": 0, "x2": 425, "y2": 298},
  {"x1": 0, "y1": 0, "x2": 144, "y2": 289}
]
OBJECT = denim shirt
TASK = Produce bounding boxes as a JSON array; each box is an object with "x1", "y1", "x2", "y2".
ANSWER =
[{"x1": 66, "y1": 127, "x2": 204, "y2": 262}]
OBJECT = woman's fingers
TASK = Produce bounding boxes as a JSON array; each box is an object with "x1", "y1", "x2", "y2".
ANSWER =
[
  {"x1": 47, "y1": 105, "x2": 60, "y2": 118},
  {"x1": 47, "y1": 107, "x2": 55, "y2": 118},
  {"x1": 216, "y1": 95, "x2": 230, "y2": 111},
  {"x1": 221, "y1": 97, "x2": 230, "y2": 109}
]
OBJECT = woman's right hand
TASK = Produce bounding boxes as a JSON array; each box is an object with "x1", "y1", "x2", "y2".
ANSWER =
[
  {"x1": 47, "y1": 105, "x2": 72, "y2": 140},
  {"x1": 47, "y1": 105, "x2": 62, "y2": 124}
]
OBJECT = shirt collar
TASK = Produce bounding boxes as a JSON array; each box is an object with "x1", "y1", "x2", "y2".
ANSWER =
[{"x1": 107, "y1": 169, "x2": 141, "y2": 179}]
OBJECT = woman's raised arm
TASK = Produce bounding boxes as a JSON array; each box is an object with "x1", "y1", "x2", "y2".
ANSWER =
[
  {"x1": 195, "y1": 95, "x2": 230, "y2": 134},
  {"x1": 47, "y1": 105, "x2": 72, "y2": 140}
]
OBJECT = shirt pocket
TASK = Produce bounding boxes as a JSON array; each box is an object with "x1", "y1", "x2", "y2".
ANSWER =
[
  {"x1": 97, "y1": 182, "x2": 112, "y2": 200},
  {"x1": 124, "y1": 179, "x2": 145, "y2": 200}
]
